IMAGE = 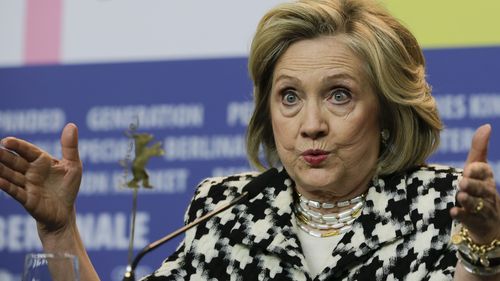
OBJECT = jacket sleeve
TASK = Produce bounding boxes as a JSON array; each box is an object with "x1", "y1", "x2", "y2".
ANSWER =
[
  {"x1": 422, "y1": 238, "x2": 458, "y2": 281},
  {"x1": 140, "y1": 173, "x2": 255, "y2": 280},
  {"x1": 422, "y1": 167, "x2": 462, "y2": 281},
  {"x1": 139, "y1": 177, "x2": 218, "y2": 281}
]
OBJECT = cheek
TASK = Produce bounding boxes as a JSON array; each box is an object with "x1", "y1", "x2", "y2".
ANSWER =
[
  {"x1": 335, "y1": 104, "x2": 380, "y2": 145},
  {"x1": 270, "y1": 100, "x2": 293, "y2": 149},
  {"x1": 272, "y1": 116, "x2": 295, "y2": 150},
  {"x1": 327, "y1": 101, "x2": 355, "y2": 118}
]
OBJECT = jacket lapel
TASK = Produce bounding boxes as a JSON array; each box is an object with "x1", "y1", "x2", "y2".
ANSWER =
[
  {"x1": 229, "y1": 168, "x2": 309, "y2": 272},
  {"x1": 318, "y1": 172, "x2": 416, "y2": 280},
  {"x1": 228, "y1": 168, "x2": 417, "y2": 280}
]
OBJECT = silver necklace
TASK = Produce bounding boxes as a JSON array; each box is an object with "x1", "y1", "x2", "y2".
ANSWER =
[
  {"x1": 299, "y1": 193, "x2": 365, "y2": 209},
  {"x1": 294, "y1": 192, "x2": 366, "y2": 237}
]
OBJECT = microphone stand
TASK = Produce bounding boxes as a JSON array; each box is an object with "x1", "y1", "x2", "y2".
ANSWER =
[{"x1": 122, "y1": 191, "x2": 250, "y2": 281}]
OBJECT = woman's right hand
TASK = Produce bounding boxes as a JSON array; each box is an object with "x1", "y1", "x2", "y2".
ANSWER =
[{"x1": 0, "y1": 123, "x2": 82, "y2": 236}]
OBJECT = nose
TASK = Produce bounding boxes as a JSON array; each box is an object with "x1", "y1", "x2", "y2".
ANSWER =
[{"x1": 300, "y1": 102, "x2": 328, "y2": 139}]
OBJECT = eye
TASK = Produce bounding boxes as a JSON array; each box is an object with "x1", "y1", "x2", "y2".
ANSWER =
[
  {"x1": 328, "y1": 88, "x2": 351, "y2": 104},
  {"x1": 281, "y1": 90, "x2": 299, "y2": 105}
]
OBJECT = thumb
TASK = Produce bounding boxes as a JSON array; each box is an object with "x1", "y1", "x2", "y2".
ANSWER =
[
  {"x1": 465, "y1": 124, "x2": 491, "y2": 166},
  {"x1": 61, "y1": 123, "x2": 80, "y2": 162}
]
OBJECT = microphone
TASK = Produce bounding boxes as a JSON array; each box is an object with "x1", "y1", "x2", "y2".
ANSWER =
[{"x1": 123, "y1": 168, "x2": 278, "y2": 281}]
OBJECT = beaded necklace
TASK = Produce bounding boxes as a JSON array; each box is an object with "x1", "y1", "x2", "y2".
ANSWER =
[{"x1": 294, "y1": 192, "x2": 366, "y2": 238}]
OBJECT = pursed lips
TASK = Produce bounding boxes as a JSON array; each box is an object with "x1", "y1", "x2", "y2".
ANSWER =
[{"x1": 301, "y1": 149, "x2": 330, "y2": 165}]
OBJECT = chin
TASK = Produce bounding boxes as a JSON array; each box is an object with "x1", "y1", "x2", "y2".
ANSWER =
[{"x1": 294, "y1": 166, "x2": 340, "y2": 190}]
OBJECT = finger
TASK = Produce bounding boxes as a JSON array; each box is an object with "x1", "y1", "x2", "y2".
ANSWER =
[
  {"x1": 456, "y1": 191, "x2": 485, "y2": 214},
  {"x1": 459, "y1": 178, "x2": 496, "y2": 198},
  {"x1": 463, "y1": 162, "x2": 494, "y2": 180},
  {"x1": 450, "y1": 207, "x2": 475, "y2": 224},
  {"x1": 450, "y1": 206, "x2": 463, "y2": 220},
  {"x1": 450, "y1": 205, "x2": 493, "y2": 230},
  {"x1": 0, "y1": 144, "x2": 20, "y2": 156},
  {"x1": 0, "y1": 147, "x2": 30, "y2": 174},
  {"x1": 0, "y1": 163, "x2": 26, "y2": 188},
  {"x1": 0, "y1": 177, "x2": 27, "y2": 205},
  {"x1": 465, "y1": 124, "x2": 491, "y2": 165},
  {"x1": 1, "y1": 137, "x2": 44, "y2": 163},
  {"x1": 61, "y1": 123, "x2": 80, "y2": 162}
]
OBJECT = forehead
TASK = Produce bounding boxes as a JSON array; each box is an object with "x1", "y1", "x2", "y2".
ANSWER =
[{"x1": 273, "y1": 36, "x2": 368, "y2": 84}]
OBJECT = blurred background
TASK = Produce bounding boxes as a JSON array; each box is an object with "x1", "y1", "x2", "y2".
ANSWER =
[{"x1": 1, "y1": 1, "x2": 499, "y2": 280}]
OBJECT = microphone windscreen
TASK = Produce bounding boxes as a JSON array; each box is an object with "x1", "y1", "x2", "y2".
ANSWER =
[{"x1": 242, "y1": 168, "x2": 279, "y2": 199}]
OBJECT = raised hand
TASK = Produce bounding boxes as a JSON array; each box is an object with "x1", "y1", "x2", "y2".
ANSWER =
[
  {"x1": 0, "y1": 123, "x2": 82, "y2": 235},
  {"x1": 450, "y1": 124, "x2": 500, "y2": 244}
]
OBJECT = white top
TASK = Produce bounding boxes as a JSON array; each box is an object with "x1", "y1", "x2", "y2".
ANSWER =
[{"x1": 296, "y1": 226, "x2": 344, "y2": 276}]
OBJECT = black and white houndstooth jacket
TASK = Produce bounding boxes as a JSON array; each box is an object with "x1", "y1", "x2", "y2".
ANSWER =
[{"x1": 142, "y1": 165, "x2": 461, "y2": 281}]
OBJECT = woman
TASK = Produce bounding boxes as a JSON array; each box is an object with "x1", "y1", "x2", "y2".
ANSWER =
[{"x1": 1, "y1": 0, "x2": 499, "y2": 280}]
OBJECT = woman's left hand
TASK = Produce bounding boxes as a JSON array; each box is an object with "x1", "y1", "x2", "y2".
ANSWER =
[{"x1": 450, "y1": 124, "x2": 500, "y2": 244}]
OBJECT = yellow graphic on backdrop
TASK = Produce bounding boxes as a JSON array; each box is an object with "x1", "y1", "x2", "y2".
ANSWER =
[{"x1": 381, "y1": 0, "x2": 500, "y2": 48}]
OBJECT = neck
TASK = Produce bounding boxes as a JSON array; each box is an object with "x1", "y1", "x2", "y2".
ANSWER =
[
  {"x1": 295, "y1": 168, "x2": 376, "y2": 213},
  {"x1": 295, "y1": 183, "x2": 372, "y2": 214}
]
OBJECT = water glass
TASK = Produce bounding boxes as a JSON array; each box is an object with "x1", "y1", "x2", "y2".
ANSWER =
[{"x1": 22, "y1": 253, "x2": 79, "y2": 281}]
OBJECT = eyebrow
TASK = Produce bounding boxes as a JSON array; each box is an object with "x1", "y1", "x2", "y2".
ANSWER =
[
  {"x1": 273, "y1": 74, "x2": 299, "y2": 84},
  {"x1": 273, "y1": 72, "x2": 359, "y2": 85}
]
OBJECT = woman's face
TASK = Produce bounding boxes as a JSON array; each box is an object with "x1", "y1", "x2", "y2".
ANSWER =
[{"x1": 270, "y1": 36, "x2": 381, "y2": 199}]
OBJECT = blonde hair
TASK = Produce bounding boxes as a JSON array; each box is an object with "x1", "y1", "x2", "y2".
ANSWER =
[{"x1": 246, "y1": 0, "x2": 442, "y2": 175}]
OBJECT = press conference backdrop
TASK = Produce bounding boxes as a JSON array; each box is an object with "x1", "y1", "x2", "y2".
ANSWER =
[{"x1": 1, "y1": 1, "x2": 499, "y2": 280}]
